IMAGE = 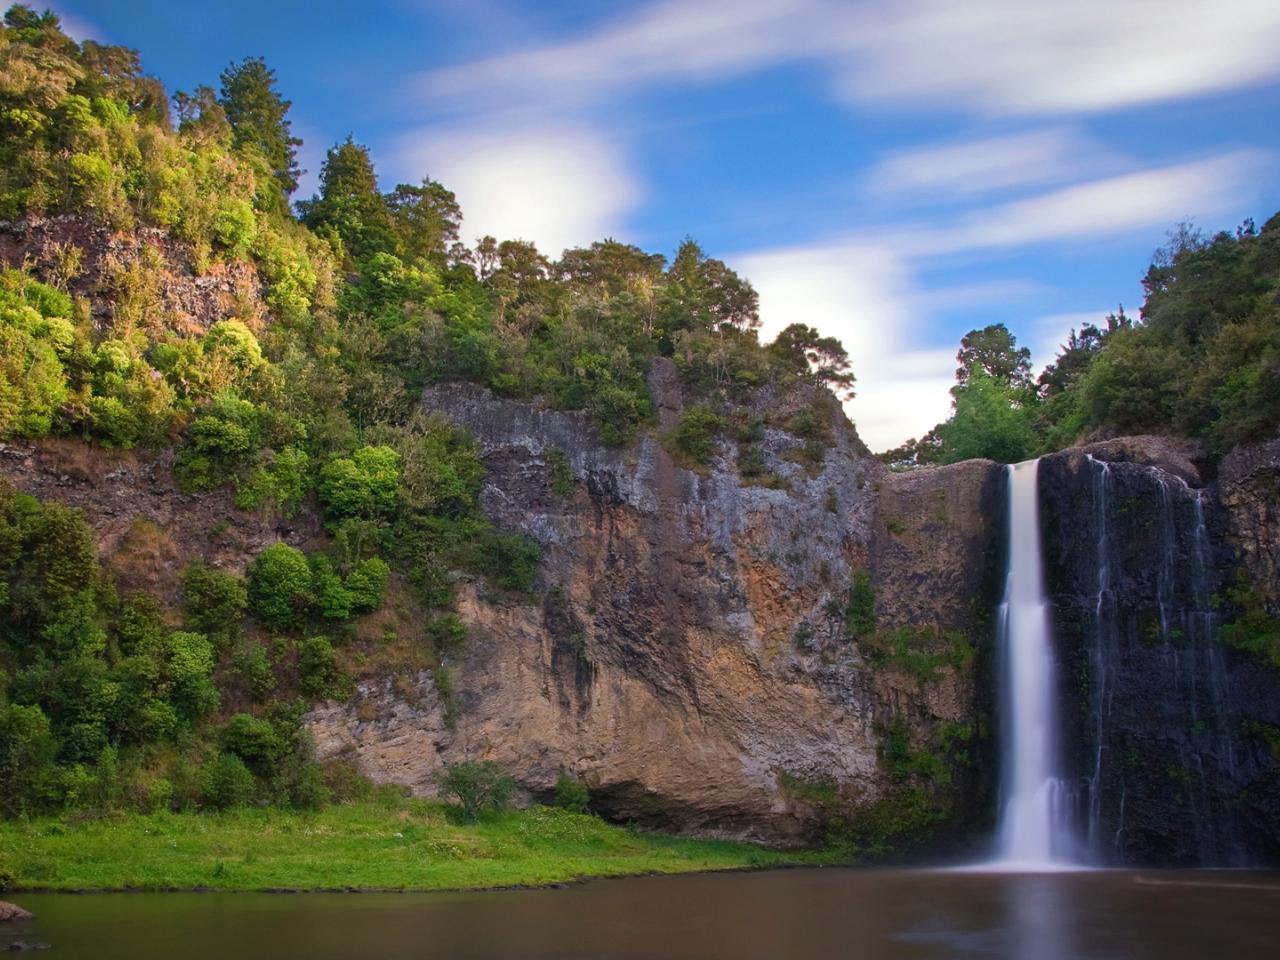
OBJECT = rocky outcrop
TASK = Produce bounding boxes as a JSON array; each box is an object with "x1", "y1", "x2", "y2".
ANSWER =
[
  {"x1": 0, "y1": 439, "x2": 320, "y2": 604},
  {"x1": 308, "y1": 374, "x2": 1003, "y2": 843},
  {"x1": 0, "y1": 902, "x2": 33, "y2": 923},
  {"x1": 1219, "y1": 437, "x2": 1280, "y2": 617},
  {"x1": 1041, "y1": 440, "x2": 1280, "y2": 866},
  {"x1": 0, "y1": 217, "x2": 265, "y2": 336}
]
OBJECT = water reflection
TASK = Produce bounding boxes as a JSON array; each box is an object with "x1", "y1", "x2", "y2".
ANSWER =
[
  {"x1": 1008, "y1": 875, "x2": 1077, "y2": 960},
  {"x1": 7, "y1": 868, "x2": 1280, "y2": 960}
]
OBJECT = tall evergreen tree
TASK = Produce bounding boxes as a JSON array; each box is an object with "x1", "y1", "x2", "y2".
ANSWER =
[
  {"x1": 218, "y1": 57, "x2": 301, "y2": 202},
  {"x1": 298, "y1": 136, "x2": 393, "y2": 261}
]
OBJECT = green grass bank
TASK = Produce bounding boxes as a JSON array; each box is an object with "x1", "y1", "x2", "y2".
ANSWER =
[{"x1": 0, "y1": 802, "x2": 835, "y2": 892}]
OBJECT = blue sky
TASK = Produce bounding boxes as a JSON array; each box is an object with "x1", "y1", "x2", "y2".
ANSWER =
[{"x1": 47, "y1": 0, "x2": 1280, "y2": 450}]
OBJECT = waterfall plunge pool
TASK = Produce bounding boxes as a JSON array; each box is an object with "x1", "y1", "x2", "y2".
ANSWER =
[{"x1": 5, "y1": 867, "x2": 1279, "y2": 959}]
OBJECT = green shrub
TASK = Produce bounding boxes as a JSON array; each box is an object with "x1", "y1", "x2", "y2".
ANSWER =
[
  {"x1": 230, "y1": 638, "x2": 275, "y2": 700},
  {"x1": 344, "y1": 557, "x2": 389, "y2": 612},
  {"x1": 297, "y1": 636, "x2": 346, "y2": 699},
  {"x1": 553, "y1": 774, "x2": 590, "y2": 814},
  {"x1": 469, "y1": 528, "x2": 540, "y2": 592},
  {"x1": 843, "y1": 570, "x2": 876, "y2": 639},
  {"x1": 201, "y1": 752, "x2": 256, "y2": 810},
  {"x1": 0, "y1": 703, "x2": 57, "y2": 817},
  {"x1": 317, "y1": 445, "x2": 400, "y2": 522},
  {"x1": 166, "y1": 630, "x2": 220, "y2": 719},
  {"x1": 288, "y1": 761, "x2": 331, "y2": 811},
  {"x1": 427, "y1": 613, "x2": 467, "y2": 655},
  {"x1": 310, "y1": 555, "x2": 352, "y2": 620},
  {"x1": 182, "y1": 563, "x2": 248, "y2": 638},
  {"x1": 668, "y1": 404, "x2": 723, "y2": 466},
  {"x1": 222, "y1": 713, "x2": 287, "y2": 773},
  {"x1": 248, "y1": 543, "x2": 313, "y2": 628},
  {"x1": 234, "y1": 445, "x2": 310, "y2": 514},
  {"x1": 437, "y1": 760, "x2": 515, "y2": 822},
  {"x1": 546, "y1": 448, "x2": 575, "y2": 496},
  {"x1": 1219, "y1": 575, "x2": 1280, "y2": 668},
  {"x1": 212, "y1": 199, "x2": 257, "y2": 257}
]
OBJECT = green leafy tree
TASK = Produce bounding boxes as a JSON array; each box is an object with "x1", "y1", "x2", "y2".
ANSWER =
[
  {"x1": 222, "y1": 712, "x2": 288, "y2": 773},
  {"x1": 668, "y1": 404, "x2": 723, "y2": 466},
  {"x1": 0, "y1": 703, "x2": 56, "y2": 816},
  {"x1": 297, "y1": 635, "x2": 346, "y2": 698},
  {"x1": 661, "y1": 238, "x2": 759, "y2": 335},
  {"x1": 247, "y1": 542, "x2": 313, "y2": 629},
  {"x1": 182, "y1": 563, "x2": 248, "y2": 638},
  {"x1": 953, "y1": 323, "x2": 1032, "y2": 394},
  {"x1": 165, "y1": 630, "x2": 219, "y2": 720},
  {"x1": 386, "y1": 178, "x2": 462, "y2": 266},
  {"x1": 437, "y1": 760, "x2": 515, "y2": 822},
  {"x1": 770, "y1": 323, "x2": 856, "y2": 398},
  {"x1": 938, "y1": 366, "x2": 1037, "y2": 464},
  {"x1": 201, "y1": 751, "x2": 255, "y2": 810},
  {"x1": 317, "y1": 445, "x2": 401, "y2": 522}
]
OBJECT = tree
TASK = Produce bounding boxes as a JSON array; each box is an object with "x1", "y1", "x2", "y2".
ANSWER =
[
  {"x1": 661, "y1": 238, "x2": 759, "y2": 335},
  {"x1": 298, "y1": 136, "x2": 393, "y2": 261},
  {"x1": 556, "y1": 239, "x2": 666, "y2": 300},
  {"x1": 385, "y1": 179, "x2": 462, "y2": 266},
  {"x1": 437, "y1": 760, "x2": 515, "y2": 821},
  {"x1": 247, "y1": 542, "x2": 313, "y2": 628},
  {"x1": 770, "y1": 323, "x2": 856, "y2": 398},
  {"x1": 953, "y1": 324, "x2": 1032, "y2": 394},
  {"x1": 174, "y1": 85, "x2": 231, "y2": 146},
  {"x1": 1037, "y1": 308, "x2": 1130, "y2": 398},
  {"x1": 938, "y1": 366, "x2": 1037, "y2": 464},
  {"x1": 218, "y1": 56, "x2": 301, "y2": 201}
]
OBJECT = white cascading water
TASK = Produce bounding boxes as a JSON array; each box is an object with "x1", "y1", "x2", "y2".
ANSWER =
[{"x1": 994, "y1": 458, "x2": 1074, "y2": 868}]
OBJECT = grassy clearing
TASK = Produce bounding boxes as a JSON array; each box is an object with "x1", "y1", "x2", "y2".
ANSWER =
[{"x1": 0, "y1": 802, "x2": 834, "y2": 892}]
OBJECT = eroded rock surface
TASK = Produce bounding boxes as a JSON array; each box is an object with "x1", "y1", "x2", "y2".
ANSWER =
[
  {"x1": 309, "y1": 376, "x2": 1001, "y2": 842},
  {"x1": 1041, "y1": 442, "x2": 1280, "y2": 866}
]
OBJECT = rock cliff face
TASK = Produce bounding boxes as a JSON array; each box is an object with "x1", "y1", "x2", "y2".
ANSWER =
[
  {"x1": 308, "y1": 372, "x2": 1004, "y2": 843},
  {"x1": 0, "y1": 439, "x2": 320, "y2": 604},
  {"x1": 0, "y1": 217, "x2": 264, "y2": 336},
  {"x1": 1040, "y1": 438, "x2": 1280, "y2": 866}
]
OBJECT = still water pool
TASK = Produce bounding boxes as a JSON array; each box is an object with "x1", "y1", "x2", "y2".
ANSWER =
[{"x1": 5, "y1": 868, "x2": 1279, "y2": 959}]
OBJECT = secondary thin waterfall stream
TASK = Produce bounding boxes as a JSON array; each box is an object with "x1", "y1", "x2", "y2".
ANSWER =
[{"x1": 994, "y1": 458, "x2": 1075, "y2": 867}]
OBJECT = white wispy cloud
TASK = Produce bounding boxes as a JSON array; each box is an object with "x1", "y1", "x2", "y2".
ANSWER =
[
  {"x1": 840, "y1": 0, "x2": 1280, "y2": 115},
  {"x1": 415, "y1": 0, "x2": 1280, "y2": 118},
  {"x1": 865, "y1": 128, "x2": 1109, "y2": 201},
  {"x1": 899, "y1": 150, "x2": 1271, "y2": 257},
  {"x1": 416, "y1": 0, "x2": 818, "y2": 117},
  {"x1": 737, "y1": 242, "x2": 1016, "y2": 450},
  {"x1": 391, "y1": 125, "x2": 642, "y2": 256}
]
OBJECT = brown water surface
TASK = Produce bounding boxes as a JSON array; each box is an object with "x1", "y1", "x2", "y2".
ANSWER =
[{"x1": 5, "y1": 868, "x2": 1280, "y2": 959}]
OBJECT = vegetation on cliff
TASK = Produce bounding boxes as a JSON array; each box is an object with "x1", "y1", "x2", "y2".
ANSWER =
[
  {"x1": 882, "y1": 214, "x2": 1280, "y2": 466},
  {"x1": 0, "y1": 3, "x2": 857, "y2": 840}
]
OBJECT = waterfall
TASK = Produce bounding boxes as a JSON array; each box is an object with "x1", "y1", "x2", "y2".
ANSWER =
[
  {"x1": 1076, "y1": 458, "x2": 1247, "y2": 864},
  {"x1": 994, "y1": 458, "x2": 1076, "y2": 868}
]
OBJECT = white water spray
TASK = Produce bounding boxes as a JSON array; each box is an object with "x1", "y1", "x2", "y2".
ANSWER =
[{"x1": 993, "y1": 459, "x2": 1075, "y2": 869}]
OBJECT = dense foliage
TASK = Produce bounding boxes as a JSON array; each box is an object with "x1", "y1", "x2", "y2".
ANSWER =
[
  {"x1": 0, "y1": 6, "x2": 857, "y2": 822},
  {"x1": 882, "y1": 216, "x2": 1280, "y2": 467}
]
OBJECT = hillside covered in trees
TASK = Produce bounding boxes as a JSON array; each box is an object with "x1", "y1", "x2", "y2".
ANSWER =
[
  {"x1": 0, "y1": 2, "x2": 1277, "y2": 828},
  {"x1": 0, "y1": 4, "x2": 857, "y2": 819}
]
